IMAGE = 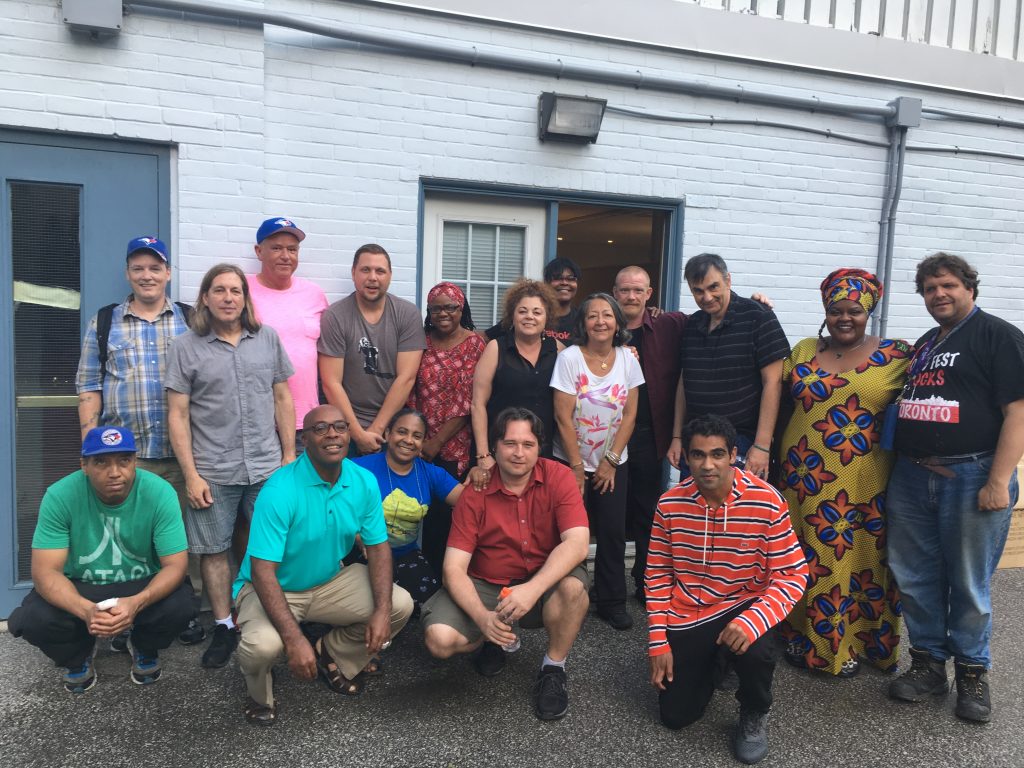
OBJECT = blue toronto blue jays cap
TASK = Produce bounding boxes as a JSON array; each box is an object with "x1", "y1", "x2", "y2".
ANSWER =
[
  {"x1": 81, "y1": 426, "x2": 138, "y2": 457},
  {"x1": 126, "y1": 236, "x2": 169, "y2": 263},
  {"x1": 256, "y1": 217, "x2": 306, "y2": 244}
]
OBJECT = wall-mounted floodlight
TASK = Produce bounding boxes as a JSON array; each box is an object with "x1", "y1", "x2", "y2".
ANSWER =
[{"x1": 538, "y1": 92, "x2": 607, "y2": 144}]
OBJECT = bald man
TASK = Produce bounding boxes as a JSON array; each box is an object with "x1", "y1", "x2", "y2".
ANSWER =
[
  {"x1": 232, "y1": 404, "x2": 413, "y2": 725},
  {"x1": 611, "y1": 267, "x2": 688, "y2": 603}
]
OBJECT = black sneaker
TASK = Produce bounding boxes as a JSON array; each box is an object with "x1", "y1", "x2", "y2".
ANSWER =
[
  {"x1": 596, "y1": 606, "x2": 633, "y2": 631},
  {"x1": 202, "y1": 624, "x2": 240, "y2": 669},
  {"x1": 473, "y1": 641, "x2": 506, "y2": 677},
  {"x1": 889, "y1": 648, "x2": 948, "y2": 702},
  {"x1": 178, "y1": 618, "x2": 207, "y2": 646},
  {"x1": 127, "y1": 637, "x2": 162, "y2": 685},
  {"x1": 731, "y1": 709, "x2": 769, "y2": 764},
  {"x1": 533, "y1": 665, "x2": 569, "y2": 721},
  {"x1": 954, "y1": 662, "x2": 992, "y2": 723},
  {"x1": 62, "y1": 652, "x2": 97, "y2": 694},
  {"x1": 110, "y1": 629, "x2": 130, "y2": 653}
]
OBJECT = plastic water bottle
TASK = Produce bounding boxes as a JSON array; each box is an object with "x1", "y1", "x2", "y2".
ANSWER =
[{"x1": 499, "y1": 587, "x2": 520, "y2": 653}]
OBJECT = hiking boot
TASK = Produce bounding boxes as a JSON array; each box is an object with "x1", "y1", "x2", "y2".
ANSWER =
[
  {"x1": 201, "y1": 624, "x2": 240, "y2": 669},
  {"x1": 127, "y1": 636, "x2": 162, "y2": 685},
  {"x1": 731, "y1": 709, "x2": 769, "y2": 764},
  {"x1": 110, "y1": 629, "x2": 130, "y2": 653},
  {"x1": 954, "y1": 662, "x2": 992, "y2": 723},
  {"x1": 473, "y1": 641, "x2": 506, "y2": 677},
  {"x1": 178, "y1": 617, "x2": 206, "y2": 646},
  {"x1": 888, "y1": 648, "x2": 949, "y2": 702},
  {"x1": 533, "y1": 665, "x2": 569, "y2": 721},
  {"x1": 62, "y1": 652, "x2": 97, "y2": 694}
]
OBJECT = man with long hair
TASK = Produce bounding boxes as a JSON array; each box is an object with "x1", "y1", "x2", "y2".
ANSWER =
[{"x1": 166, "y1": 263, "x2": 296, "y2": 669}]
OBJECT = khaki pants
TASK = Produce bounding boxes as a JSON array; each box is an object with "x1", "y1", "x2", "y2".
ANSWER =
[{"x1": 236, "y1": 565, "x2": 413, "y2": 706}]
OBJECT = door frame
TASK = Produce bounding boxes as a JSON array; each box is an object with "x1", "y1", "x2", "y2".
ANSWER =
[
  {"x1": 0, "y1": 129, "x2": 172, "y2": 615},
  {"x1": 417, "y1": 178, "x2": 686, "y2": 311}
]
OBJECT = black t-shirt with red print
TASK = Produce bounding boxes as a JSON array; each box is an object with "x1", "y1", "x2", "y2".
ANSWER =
[{"x1": 895, "y1": 309, "x2": 1024, "y2": 458}]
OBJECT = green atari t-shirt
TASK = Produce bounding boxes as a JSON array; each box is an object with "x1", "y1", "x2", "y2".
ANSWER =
[{"x1": 32, "y1": 468, "x2": 187, "y2": 585}]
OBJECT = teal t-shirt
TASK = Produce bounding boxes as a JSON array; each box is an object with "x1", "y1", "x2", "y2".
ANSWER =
[
  {"x1": 233, "y1": 453, "x2": 387, "y2": 598},
  {"x1": 351, "y1": 453, "x2": 458, "y2": 553},
  {"x1": 32, "y1": 469, "x2": 187, "y2": 585}
]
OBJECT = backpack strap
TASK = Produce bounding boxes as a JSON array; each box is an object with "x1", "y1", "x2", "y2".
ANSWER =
[{"x1": 95, "y1": 303, "x2": 119, "y2": 376}]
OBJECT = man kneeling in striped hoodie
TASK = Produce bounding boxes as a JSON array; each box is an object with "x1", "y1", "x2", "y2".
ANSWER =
[{"x1": 646, "y1": 414, "x2": 808, "y2": 765}]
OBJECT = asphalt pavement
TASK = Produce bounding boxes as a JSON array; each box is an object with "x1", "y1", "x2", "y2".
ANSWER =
[{"x1": 2, "y1": 567, "x2": 1023, "y2": 768}]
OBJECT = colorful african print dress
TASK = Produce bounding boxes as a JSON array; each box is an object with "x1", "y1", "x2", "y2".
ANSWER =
[{"x1": 777, "y1": 337, "x2": 911, "y2": 675}]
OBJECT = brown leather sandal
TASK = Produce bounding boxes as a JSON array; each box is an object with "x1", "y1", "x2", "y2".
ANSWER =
[
  {"x1": 244, "y1": 697, "x2": 277, "y2": 726},
  {"x1": 362, "y1": 656, "x2": 384, "y2": 677},
  {"x1": 315, "y1": 638, "x2": 364, "y2": 695}
]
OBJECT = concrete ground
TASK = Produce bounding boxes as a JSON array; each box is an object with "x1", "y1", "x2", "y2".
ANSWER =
[{"x1": 1, "y1": 568, "x2": 1022, "y2": 768}]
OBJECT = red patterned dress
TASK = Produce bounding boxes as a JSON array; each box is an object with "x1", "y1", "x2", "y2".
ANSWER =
[
  {"x1": 777, "y1": 337, "x2": 912, "y2": 675},
  {"x1": 409, "y1": 332, "x2": 486, "y2": 477}
]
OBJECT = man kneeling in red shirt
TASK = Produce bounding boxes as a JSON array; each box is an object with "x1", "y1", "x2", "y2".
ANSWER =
[
  {"x1": 423, "y1": 407, "x2": 590, "y2": 722},
  {"x1": 647, "y1": 414, "x2": 807, "y2": 764}
]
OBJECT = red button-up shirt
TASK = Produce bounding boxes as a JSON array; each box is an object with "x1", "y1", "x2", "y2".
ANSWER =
[{"x1": 447, "y1": 458, "x2": 589, "y2": 585}]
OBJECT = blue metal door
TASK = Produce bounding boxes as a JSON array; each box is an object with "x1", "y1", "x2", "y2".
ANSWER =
[{"x1": 0, "y1": 131, "x2": 169, "y2": 617}]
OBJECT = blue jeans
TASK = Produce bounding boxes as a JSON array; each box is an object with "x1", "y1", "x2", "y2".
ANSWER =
[{"x1": 886, "y1": 455, "x2": 1017, "y2": 667}]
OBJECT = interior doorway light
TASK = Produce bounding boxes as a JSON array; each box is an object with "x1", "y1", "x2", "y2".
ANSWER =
[{"x1": 538, "y1": 93, "x2": 607, "y2": 144}]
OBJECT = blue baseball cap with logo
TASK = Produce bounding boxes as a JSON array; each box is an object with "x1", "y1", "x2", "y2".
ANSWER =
[
  {"x1": 126, "y1": 236, "x2": 169, "y2": 263},
  {"x1": 256, "y1": 217, "x2": 306, "y2": 244},
  {"x1": 81, "y1": 426, "x2": 138, "y2": 457}
]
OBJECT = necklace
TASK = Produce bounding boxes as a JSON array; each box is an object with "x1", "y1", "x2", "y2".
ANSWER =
[
  {"x1": 829, "y1": 336, "x2": 868, "y2": 358},
  {"x1": 585, "y1": 346, "x2": 614, "y2": 370},
  {"x1": 383, "y1": 457, "x2": 426, "y2": 537}
]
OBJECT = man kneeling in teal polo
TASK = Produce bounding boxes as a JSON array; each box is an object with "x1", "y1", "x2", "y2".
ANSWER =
[{"x1": 234, "y1": 404, "x2": 414, "y2": 725}]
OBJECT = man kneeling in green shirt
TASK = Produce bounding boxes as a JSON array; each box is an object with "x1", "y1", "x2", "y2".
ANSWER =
[{"x1": 9, "y1": 426, "x2": 192, "y2": 692}]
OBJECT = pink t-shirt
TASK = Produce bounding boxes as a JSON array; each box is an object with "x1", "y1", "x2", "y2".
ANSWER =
[{"x1": 248, "y1": 274, "x2": 328, "y2": 428}]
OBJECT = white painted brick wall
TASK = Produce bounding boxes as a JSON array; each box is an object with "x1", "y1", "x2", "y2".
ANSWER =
[{"x1": 0, "y1": 0, "x2": 1021, "y2": 347}]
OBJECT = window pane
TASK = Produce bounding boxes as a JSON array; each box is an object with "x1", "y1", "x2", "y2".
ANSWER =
[
  {"x1": 468, "y1": 284, "x2": 496, "y2": 328},
  {"x1": 469, "y1": 224, "x2": 496, "y2": 281},
  {"x1": 11, "y1": 181, "x2": 82, "y2": 581},
  {"x1": 441, "y1": 222, "x2": 468, "y2": 281},
  {"x1": 498, "y1": 228, "x2": 525, "y2": 282}
]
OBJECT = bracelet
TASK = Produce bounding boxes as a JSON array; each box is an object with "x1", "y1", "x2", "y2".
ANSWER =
[
  {"x1": 671, "y1": 435, "x2": 682, "y2": 440},
  {"x1": 604, "y1": 451, "x2": 622, "y2": 467},
  {"x1": 570, "y1": 461, "x2": 584, "y2": 469},
  {"x1": 751, "y1": 443, "x2": 771, "y2": 454},
  {"x1": 476, "y1": 452, "x2": 492, "y2": 460}
]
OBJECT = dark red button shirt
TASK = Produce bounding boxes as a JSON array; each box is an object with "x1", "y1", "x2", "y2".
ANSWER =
[{"x1": 447, "y1": 458, "x2": 589, "y2": 584}]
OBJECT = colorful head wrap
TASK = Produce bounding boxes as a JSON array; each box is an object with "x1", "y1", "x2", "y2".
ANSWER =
[
  {"x1": 427, "y1": 281, "x2": 466, "y2": 308},
  {"x1": 820, "y1": 268, "x2": 883, "y2": 315}
]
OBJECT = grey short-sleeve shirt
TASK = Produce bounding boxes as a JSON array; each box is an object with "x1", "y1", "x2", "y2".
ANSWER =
[
  {"x1": 317, "y1": 293, "x2": 426, "y2": 427},
  {"x1": 165, "y1": 325, "x2": 294, "y2": 485}
]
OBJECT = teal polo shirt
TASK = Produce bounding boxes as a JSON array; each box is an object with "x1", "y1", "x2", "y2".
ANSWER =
[{"x1": 232, "y1": 453, "x2": 386, "y2": 599}]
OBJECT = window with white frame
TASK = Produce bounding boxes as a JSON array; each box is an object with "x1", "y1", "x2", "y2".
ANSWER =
[
  {"x1": 441, "y1": 221, "x2": 525, "y2": 327},
  {"x1": 421, "y1": 197, "x2": 547, "y2": 327}
]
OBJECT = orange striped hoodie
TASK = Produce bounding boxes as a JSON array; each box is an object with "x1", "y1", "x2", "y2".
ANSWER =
[{"x1": 646, "y1": 468, "x2": 808, "y2": 657}]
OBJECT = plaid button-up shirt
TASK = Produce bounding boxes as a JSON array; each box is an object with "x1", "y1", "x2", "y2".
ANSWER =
[{"x1": 76, "y1": 296, "x2": 191, "y2": 459}]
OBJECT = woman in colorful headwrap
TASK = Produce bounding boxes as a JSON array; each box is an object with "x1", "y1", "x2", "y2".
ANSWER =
[
  {"x1": 408, "y1": 282, "x2": 486, "y2": 572},
  {"x1": 776, "y1": 268, "x2": 912, "y2": 677}
]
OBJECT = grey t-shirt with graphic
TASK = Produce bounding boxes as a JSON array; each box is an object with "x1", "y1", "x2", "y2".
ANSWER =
[{"x1": 317, "y1": 293, "x2": 425, "y2": 427}]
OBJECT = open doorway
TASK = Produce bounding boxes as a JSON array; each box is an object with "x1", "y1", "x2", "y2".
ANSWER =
[{"x1": 555, "y1": 203, "x2": 670, "y2": 306}]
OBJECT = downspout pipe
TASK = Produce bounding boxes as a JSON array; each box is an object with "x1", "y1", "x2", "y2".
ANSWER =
[
  {"x1": 128, "y1": 0, "x2": 896, "y2": 121},
  {"x1": 872, "y1": 128, "x2": 900, "y2": 337},
  {"x1": 873, "y1": 98, "x2": 920, "y2": 337},
  {"x1": 878, "y1": 125, "x2": 908, "y2": 339}
]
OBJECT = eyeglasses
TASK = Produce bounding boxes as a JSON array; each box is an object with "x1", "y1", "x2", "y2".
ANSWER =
[
  {"x1": 305, "y1": 420, "x2": 349, "y2": 435},
  {"x1": 550, "y1": 274, "x2": 578, "y2": 283},
  {"x1": 427, "y1": 304, "x2": 461, "y2": 315}
]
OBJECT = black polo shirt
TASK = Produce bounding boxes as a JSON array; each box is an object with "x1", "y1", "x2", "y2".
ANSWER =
[{"x1": 680, "y1": 292, "x2": 790, "y2": 438}]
